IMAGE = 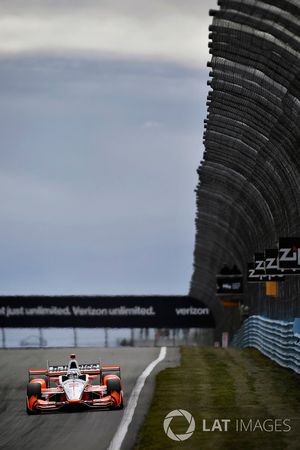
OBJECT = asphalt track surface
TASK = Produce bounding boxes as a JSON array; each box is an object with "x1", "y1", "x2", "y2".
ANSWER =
[{"x1": 0, "y1": 347, "x2": 179, "y2": 450}]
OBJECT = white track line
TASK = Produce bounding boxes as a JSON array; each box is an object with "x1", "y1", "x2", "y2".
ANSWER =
[{"x1": 107, "y1": 346, "x2": 167, "y2": 450}]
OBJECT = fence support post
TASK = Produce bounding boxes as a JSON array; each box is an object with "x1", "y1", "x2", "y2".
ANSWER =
[
  {"x1": 1, "y1": 328, "x2": 5, "y2": 348},
  {"x1": 73, "y1": 328, "x2": 78, "y2": 347},
  {"x1": 39, "y1": 328, "x2": 44, "y2": 348},
  {"x1": 105, "y1": 328, "x2": 108, "y2": 347}
]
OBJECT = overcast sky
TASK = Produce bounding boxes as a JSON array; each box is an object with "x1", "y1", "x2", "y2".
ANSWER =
[{"x1": 0, "y1": 0, "x2": 217, "y2": 295}]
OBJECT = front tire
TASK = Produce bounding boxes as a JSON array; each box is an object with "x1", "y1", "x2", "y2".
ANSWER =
[
  {"x1": 26, "y1": 382, "x2": 41, "y2": 414},
  {"x1": 106, "y1": 378, "x2": 123, "y2": 409},
  {"x1": 26, "y1": 401, "x2": 39, "y2": 415},
  {"x1": 106, "y1": 378, "x2": 121, "y2": 395},
  {"x1": 27, "y1": 382, "x2": 42, "y2": 398},
  {"x1": 117, "y1": 392, "x2": 124, "y2": 410}
]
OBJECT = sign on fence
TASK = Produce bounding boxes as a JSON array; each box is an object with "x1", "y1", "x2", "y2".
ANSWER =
[
  {"x1": 278, "y1": 238, "x2": 300, "y2": 273},
  {"x1": 247, "y1": 263, "x2": 267, "y2": 282},
  {"x1": 247, "y1": 252, "x2": 285, "y2": 283},
  {"x1": 216, "y1": 265, "x2": 243, "y2": 295},
  {"x1": 254, "y1": 253, "x2": 266, "y2": 275},
  {"x1": 265, "y1": 249, "x2": 280, "y2": 275},
  {"x1": 216, "y1": 276, "x2": 243, "y2": 295}
]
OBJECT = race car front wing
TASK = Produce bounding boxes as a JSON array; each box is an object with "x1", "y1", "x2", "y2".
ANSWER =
[{"x1": 31, "y1": 395, "x2": 118, "y2": 411}]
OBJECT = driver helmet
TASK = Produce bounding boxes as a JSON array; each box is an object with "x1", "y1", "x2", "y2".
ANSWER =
[{"x1": 67, "y1": 368, "x2": 81, "y2": 379}]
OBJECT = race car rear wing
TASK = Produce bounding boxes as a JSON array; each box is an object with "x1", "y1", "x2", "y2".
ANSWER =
[
  {"x1": 47, "y1": 363, "x2": 101, "y2": 376},
  {"x1": 28, "y1": 369, "x2": 48, "y2": 379}
]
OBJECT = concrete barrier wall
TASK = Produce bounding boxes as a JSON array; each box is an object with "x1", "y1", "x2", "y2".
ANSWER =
[{"x1": 232, "y1": 315, "x2": 300, "y2": 374}]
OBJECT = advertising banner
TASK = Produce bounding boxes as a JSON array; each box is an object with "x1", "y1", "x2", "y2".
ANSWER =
[{"x1": 0, "y1": 296, "x2": 215, "y2": 328}]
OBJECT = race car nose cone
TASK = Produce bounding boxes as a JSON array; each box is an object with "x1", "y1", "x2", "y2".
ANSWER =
[{"x1": 64, "y1": 380, "x2": 85, "y2": 401}]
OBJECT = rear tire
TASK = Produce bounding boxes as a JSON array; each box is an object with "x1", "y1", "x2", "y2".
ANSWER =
[
  {"x1": 101, "y1": 369, "x2": 120, "y2": 384},
  {"x1": 29, "y1": 374, "x2": 49, "y2": 387}
]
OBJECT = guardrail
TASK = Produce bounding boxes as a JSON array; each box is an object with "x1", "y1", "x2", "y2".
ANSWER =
[{"x1": 232, "y1": 315, "x2": 300, "y2": 375}]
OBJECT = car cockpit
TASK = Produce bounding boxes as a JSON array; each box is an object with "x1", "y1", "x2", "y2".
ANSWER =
[{"x1": 61, "y1": 354, "x2": 88, "y2": 382}]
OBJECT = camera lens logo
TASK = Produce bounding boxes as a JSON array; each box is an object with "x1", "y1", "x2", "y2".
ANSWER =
[{"x1": 163, "y1": 409, "x2": 195, "y2": 441}]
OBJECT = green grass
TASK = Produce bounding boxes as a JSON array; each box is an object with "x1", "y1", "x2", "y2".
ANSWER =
[{"x1": 134, "y1": 347, "x2": 300, "y2": 450}]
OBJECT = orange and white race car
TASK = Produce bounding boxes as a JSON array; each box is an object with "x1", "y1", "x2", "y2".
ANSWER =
[{"x1": 26, "y1": 354, "x2": 123, "y2": 414}]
